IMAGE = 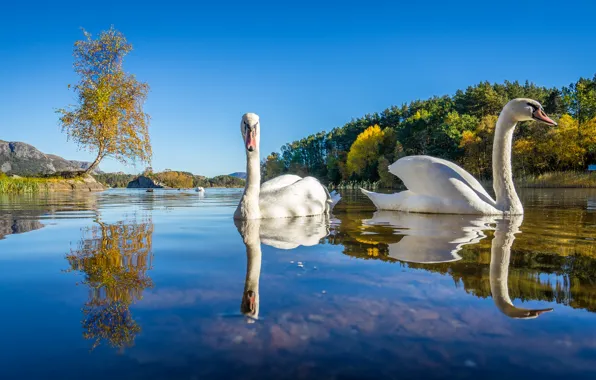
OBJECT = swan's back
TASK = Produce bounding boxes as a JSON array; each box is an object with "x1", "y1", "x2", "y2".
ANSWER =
[
  {"x1": 260, "y1": 174, "x2": 302, "y2": 194},
  {"x1": 259, "y1": 176, "x2": 332, "y2": 218},
  {"x1": 390, "y1": 155, "x2": 496, "y2": 207}
]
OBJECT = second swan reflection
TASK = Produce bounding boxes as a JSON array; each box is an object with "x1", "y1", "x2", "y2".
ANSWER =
[
  {"x1": 361, "y1": 212, "x2": 553, "y2": 319},
  {"x1": 234, "y1": 215, "x2": 330, "y2": 320}
]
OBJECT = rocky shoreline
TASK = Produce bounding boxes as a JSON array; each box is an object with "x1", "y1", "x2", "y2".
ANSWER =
[{"x1": 42, "y1": 175, "x2": 106, "y2": 192}]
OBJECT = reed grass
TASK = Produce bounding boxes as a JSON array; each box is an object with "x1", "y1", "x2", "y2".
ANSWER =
[
  {"x1": 516, "y1": 171, "x2": 596, "y2": 188},
  {"x1": 0, "y1": 173, "x2": 44, "y2": 194},
  {"x1": 333, "y1": 180, "x2": 381, "y2": 190}
]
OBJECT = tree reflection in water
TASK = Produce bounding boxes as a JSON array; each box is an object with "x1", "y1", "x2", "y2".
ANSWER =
[{"x1": 65, "y1": 216, "x2": 154, "y2": 350}]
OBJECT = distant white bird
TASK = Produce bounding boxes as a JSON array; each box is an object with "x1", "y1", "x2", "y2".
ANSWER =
[
  {"x1": 361, "y1": 98, "x2": 557, "y2": 215},
  {"x1": 234, "y1": 113, "x2": 340, "y2": 220}
]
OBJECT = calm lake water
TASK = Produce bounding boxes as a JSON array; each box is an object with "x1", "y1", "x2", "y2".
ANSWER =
[{"x1": 0, "y1": 188, "x2": 595, "y2": 379}]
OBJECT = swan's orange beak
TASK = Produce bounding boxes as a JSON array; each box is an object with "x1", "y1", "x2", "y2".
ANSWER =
[
  {"x1": 241, "y1": 290, "x2": 256, "y2": 315},
  {"x1": 530, "y1": 308, "x2": 554, "y2": 317},
  {"x1": 245, "y1": 129, "x2": 257, "y2": 152},
  {"x1": 532, "y1": 108, "x2": 557, "y2": 126}
]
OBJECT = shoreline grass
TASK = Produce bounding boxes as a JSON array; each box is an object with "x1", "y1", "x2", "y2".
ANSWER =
[
  {"x1": 0, "y1": 172, "x2": 90, "y2": 194},
  {"x1": 332, "y1": 180, "x2": 381, "y2": 191},
  {"x1": 0, "y1": 174, "x2": 43, "y2": 194},
  {"x1": 516, "y1": 171, "x2": 596, "y2": 188},
  {"x1": 332, "y1": 171, "x2": 596, "y2": 191}
]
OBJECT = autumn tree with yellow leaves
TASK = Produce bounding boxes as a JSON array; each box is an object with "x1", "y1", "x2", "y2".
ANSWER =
[
  {"x1": 65, "y1": 218, "x2": 154, "y2": 350},
  {"x1": 57, "y1": 26, "x2": 151, "y2": 174},
  {"x1": 346, "y1": 125, "x2": 403, "y2": 186}
]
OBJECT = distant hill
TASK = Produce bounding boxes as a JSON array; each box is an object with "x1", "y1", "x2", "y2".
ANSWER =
[
  {"x1": 0, "y1": 139, "x2": 102, "y2": 176},
  {"x1": 228, "y1": 172, "x2": 247, "y2": 179}
]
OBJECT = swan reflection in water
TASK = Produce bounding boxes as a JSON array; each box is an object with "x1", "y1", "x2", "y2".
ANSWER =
[
  {"x1": 361, "y1": 211, "x2": 495, "y2": 263},
  {"x1": 360, "y1": 211, "x2": 553, "y2": 319},
  {"x1": 234, "y1": 215, "x2": 330, "y2": 320}
]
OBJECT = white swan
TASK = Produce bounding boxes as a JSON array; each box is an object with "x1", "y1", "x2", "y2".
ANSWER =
[
  {"x1": 234, "y1": 215, "x2": 331, "y2": 320},
  {"x1": 234, "y1": 113, "x2": 341, "y2": 220},
  {"x1": 361, "y1": 98, "x2": 557, "y2": 215}
]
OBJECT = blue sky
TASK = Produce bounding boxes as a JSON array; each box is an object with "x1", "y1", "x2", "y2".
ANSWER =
[{"x1": 1, "y1": 0, "x2": 594, "y2": 176}]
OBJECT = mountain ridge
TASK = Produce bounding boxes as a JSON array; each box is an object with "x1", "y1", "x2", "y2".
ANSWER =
[{"x1": 0, "y1": 139, "x2": 102, "y2": 176}]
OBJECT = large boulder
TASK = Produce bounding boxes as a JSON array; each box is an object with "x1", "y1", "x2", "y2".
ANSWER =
[{"x1": 127, "y1": 176, "x2": 163, "y2": 189}]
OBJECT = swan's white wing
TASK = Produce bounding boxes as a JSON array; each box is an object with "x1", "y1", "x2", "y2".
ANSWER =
[
  {"x1": 390, "y1": 155, "x2": 497, "y2": 207},
  {"x1": 258, "y1": 215, "x2": 330, "y2": 249},
  {"x1": 259, "y1": 176, "x2": 329, "y2": 218},
  {"x1": 260, "y1": 174, "x2": 303, "y2": 194}
]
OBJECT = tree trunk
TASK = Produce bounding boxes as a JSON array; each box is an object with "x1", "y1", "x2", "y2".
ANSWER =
[{"x1": 84, "y1": 153, "x2": 103, "y2": 175}]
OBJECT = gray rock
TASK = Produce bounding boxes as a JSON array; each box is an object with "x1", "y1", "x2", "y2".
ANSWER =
[{"x1": 127, "y1": 176, "x2": 163, "y2": 189}]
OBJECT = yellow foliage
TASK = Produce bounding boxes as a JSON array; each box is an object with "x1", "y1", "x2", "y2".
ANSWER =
[
  {"x1": 459, "y1": 130, "x2": 480, "y2": 148},
  {"x1": 514, "y1": 138, "x2": 533, "y2": 154},
  {"x1": 544, "y1": 114, "x2": 592, "y2": 169},
  {"x1": 153, "y1": 171, "x2": 193, "y2": 188},
  {"x1": 410, "y1": 109, "x2": 431, "y2": 121},
  {"x1": 458, "y1": 115, "x2": 498, "y2": 178},
  {"x1": 346, "y1": 125, "x2": 386, "y2": 176},
  {"x1": 57, "y1": 27, "x2": 151, "y2": 174}
]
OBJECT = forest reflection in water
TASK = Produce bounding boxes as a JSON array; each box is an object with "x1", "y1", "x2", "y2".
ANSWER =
[{"x1": 327, "y1": 189, "x2": 596, "y2": 314}]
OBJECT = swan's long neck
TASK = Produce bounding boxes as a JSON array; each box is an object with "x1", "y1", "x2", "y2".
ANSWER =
[
  {"x1": 237, "y1": 220, "x2": 262, "y2": 319},
  {"x1": 234, "y1": 148, "x2": 261, "y2": 219},
  {"x1": 492, "y1": 113, "x2": 523, "y2": 214},
  {"x1": 489, "y1": 216, "x2": 551, "y2": 319}
]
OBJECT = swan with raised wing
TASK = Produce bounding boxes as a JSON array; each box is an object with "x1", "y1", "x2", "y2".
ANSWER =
[
  {"x1": 361, "y1": 98, "x2": 557, "y2": 215},
  {"x1": 234, "y1": 113, "x2": 341, "y2": 220}
]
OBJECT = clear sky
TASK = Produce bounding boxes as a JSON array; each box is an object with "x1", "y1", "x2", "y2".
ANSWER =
[{"x1": 1, "y1": 0, "x2": 594, "y2": 176}]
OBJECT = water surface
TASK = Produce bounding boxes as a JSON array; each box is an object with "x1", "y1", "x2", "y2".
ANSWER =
[{"x1": 0, "y1": 188, "x2": 595, "y2": 379}]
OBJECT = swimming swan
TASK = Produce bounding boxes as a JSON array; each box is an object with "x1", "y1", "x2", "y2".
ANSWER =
[
  {"x1": 361, "y1": 98, "x2": 557, "y2": 215},
  {"x1": 234, "y1": 113, "x2": 341, "y2": 220}
]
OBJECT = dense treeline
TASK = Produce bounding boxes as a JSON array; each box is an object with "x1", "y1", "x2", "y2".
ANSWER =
[
  {"x1": 262, "y1": 75, "x2": 596, "y2": 187},
  {"x1": 150, "y1": 171, "x2": 194, "y2": 188},
  {"x1": 94, "y1": 172, "x2": 245, "y2": 189},
  {"x1": 94, "y1": 173, "x2": 137, "y2": 188},
  {"x1": 193, "y1": 174, "x2": 245, "y2": 188}
]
